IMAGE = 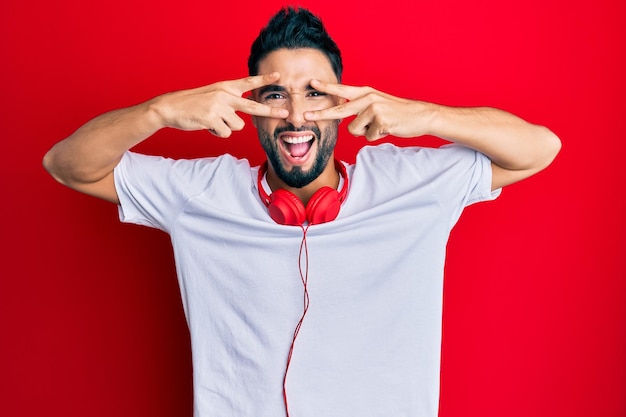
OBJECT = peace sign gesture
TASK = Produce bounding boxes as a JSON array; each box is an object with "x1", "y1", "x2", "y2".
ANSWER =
[
  {"x1": 155, "y1": 72, "x2": 289, "y2": 137},
  {"x1": 42, "y1": 72, "x2": 292, "y2": 204},
  {"x1": 304, "y1": 79, "x2": 435, "y2": 141}
]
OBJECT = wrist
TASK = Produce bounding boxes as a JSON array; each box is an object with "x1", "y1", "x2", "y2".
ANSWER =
[
  {"x1": 145, "y1": 94, "x2": 173, "y2": 131},
  {"x1": 416, "y1": 100, "x2": 442, "y2": 137}
]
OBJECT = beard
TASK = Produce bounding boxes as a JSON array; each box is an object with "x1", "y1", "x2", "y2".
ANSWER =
[{"x1": 258, "y1": 121, "x2": 339, "y2": 188}]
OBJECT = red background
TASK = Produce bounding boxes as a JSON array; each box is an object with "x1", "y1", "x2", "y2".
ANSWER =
[{"x1": 2, "y1": 0, "x2": 624, "y2": 416}]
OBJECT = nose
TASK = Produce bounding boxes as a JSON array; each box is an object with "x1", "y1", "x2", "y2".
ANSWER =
[{"x1": 284, "y1": 95, "x2": 307, "y2": 128}]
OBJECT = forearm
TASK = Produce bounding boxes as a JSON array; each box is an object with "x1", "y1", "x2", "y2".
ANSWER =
[
  {"x1": 426, "y1": 104, "x2": 561, "y2": 172},
  {"x1": 304, "y1": 80, "x2": 561, "y2": 189},
  {"x1": 43, "y1": 73, "x2": 285, "y2": 202},
  {"x1": 43, "y1": 99, "x2": 163, "y2": 186}
]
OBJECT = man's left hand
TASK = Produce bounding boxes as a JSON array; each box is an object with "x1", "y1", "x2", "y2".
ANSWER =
[{"x1": 303, "y1": 79, "x2": 436, "y2": 141}]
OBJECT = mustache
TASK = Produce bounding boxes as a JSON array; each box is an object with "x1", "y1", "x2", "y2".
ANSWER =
[{"x1": 274, "y1": 124, "x2": 322, "y2": 140}]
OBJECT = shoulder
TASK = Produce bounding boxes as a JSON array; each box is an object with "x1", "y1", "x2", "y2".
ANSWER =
[
  {"x1": 116, "y1": 152, "x2": 254, "y2": 197},
  {"x1": 349, "y1": 143, "x2": 494, "y2": 201},
  {"x1": 353, "y1": 143, "x2": 480, "y2": 173},
  {"x1": 355, "y1": 142, "x2": 478, "y2": 159},
  {"x1": 119, "y1": 152, "x2": 251, "y2": 176}
]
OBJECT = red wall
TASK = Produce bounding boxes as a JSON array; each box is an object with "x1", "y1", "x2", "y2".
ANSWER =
[{"x1": 2, "y1": 0, "x2": 624, "y2": 416}]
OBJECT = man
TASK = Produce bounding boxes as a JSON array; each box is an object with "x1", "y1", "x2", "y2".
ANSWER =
[{"x1": 43, "y1": 7, "x2": 561, "y2": 417}]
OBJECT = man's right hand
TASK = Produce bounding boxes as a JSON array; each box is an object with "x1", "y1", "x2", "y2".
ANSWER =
[
  {"x1": 43, "y1": 73, "x2": 287, "y2": 204},
  {"x1": 152, "y1": 72, "x2": 288, "y2": 137}
]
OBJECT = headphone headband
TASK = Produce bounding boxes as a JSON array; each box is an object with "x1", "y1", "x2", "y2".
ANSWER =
[
  {"x1": 257, "y1": 160, "x2": 349, "y2": 207},
  {"x1": 257, "y1": 160, "x2": 349, "y2": 225}
]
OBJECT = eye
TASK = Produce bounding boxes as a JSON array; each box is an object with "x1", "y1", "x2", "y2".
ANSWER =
[
  {"x1": 263, "y1": 93, "x2": 285, "y2": 101},
  {"x1": 308, "y1": 90, "x2": 327, "y2": 98}
]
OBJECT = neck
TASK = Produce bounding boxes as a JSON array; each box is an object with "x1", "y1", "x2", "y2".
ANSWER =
[{"x1": 266, "y1": 159, "x2": 340, "y2": 206}]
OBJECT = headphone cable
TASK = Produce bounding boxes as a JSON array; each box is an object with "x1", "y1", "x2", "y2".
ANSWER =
[{"x1": 283, "y1": 224, "x2": 311, "y2": 417}]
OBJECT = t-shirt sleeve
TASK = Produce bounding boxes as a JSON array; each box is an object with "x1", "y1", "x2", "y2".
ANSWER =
[
  {"x1": 419, "y1": 144, "x2": 501, "y2": 227},
  {"x1": 356, "y1": 143, "x2": 500, "y2": 227},
  {"x1": 361, "y1": 143, "x2": 499, "y2": 209},
  {"x1": 113, "y1": 151, "x2": 217, "y2": 232},
  {"x1": 435, "y1": 143, "x2": 501, "y2": 207}
]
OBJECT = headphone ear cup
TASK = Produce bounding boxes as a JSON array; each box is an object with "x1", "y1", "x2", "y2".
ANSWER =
[
  {"x1": 306, "y1": 186, "x2": 341, "y2": 225},
  {"x1": 268, "y1": 189, "x2": 307, "y2": 226}
]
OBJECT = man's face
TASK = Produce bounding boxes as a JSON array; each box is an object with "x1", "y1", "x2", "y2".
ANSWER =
[{"x1": 252, "y1": 48, "x2": 342, "y2": 188}]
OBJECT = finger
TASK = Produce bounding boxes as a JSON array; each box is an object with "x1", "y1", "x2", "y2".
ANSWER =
[
  {"x1": 231, "y1": 96, "x2": 288, "y2": 118},
  {"x1": 225, "y1": 72, "x2": 282, "y2": 95},
  {"x1": 345, "y1": 106, "x2": 389, "y2": 141},
  {"x1": 304, "y1": 100, "x2": 366, "y2": 121},
  {"x1": 363, "y1": 123, "x2": 390, "y2": 141},
  {"x1": 217, "y1": 112, "x2": 244, "y2": 133},
  {"x1": 368, "y1": 132, "x2": 389, "y2": 141},
  {"x1": 347, "y1": 107, "x2": 376, "y2": 137},
  {"x1": 207, "y1": 122, "x2": 232, "y2": 138},
  {"x1": 347, "y1": 121, "x2": 389, "y2": 142},
  {"x1": 309, "y1": 79, "x2": 367, "y2": 101},
  {"x1": 305, "y1": 80, "x2": 378, "y2": 121}
]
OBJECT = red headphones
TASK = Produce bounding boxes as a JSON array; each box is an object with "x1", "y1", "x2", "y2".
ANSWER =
[{"x1": 257, "y1": 160, "x2": 349, "y2": 226}]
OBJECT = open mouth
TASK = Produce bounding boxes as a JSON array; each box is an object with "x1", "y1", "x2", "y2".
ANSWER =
[{"x1": 280, "y1": 134, "x2": 315, "y2": 159}]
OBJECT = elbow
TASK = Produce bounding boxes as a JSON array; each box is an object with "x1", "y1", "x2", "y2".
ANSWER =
[
  {"x1": 537, "y1": 125, "x2": 562, "y2": 170},
  {"x1": 497, "y1": 125, "x2": 562, "y2": 175},
  {"x1": 42, "y1": 145, "x2": 82, "y2": 187},
  {"x1": 42, "y1": 147, "x2": 63, "y2": 184}
]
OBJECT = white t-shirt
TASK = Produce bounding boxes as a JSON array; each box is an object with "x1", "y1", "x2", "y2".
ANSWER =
[{"x1": 114, "y1": 143, "x2": 500, "y2": 417}]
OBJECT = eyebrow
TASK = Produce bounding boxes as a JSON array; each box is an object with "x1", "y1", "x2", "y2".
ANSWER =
[{"x1": 257, "y1": 85, "x2": 287, "y2": 96}]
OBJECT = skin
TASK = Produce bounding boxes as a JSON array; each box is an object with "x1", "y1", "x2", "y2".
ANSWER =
[
  {"x1": 251, "y1": 48, "x2": 344, "y2": 204},
  {"x1": 302, "y1": 78, "x2": 562, "y2": 190},
  {"x1": 42, "y1": 72, "x2": 288, "y2": 204},
  {"x1": 42, "y1": 47, "x2": 561, "y2": 207}
]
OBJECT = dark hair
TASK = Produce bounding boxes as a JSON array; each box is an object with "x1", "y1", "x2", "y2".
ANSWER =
[{"x1": 248, "y1": 7, "x2": 343, "y2": 81}]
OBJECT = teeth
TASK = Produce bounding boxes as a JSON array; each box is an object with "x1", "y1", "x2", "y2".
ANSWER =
[{"x1": 282, "y1": 135, "x2": 314, "y2": 144}]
